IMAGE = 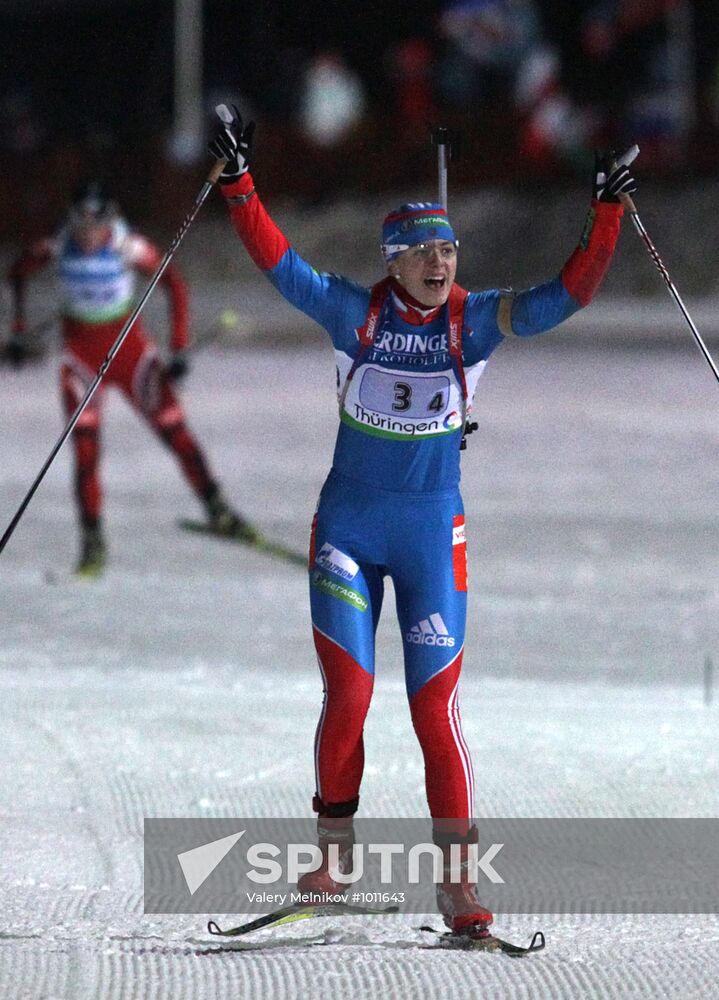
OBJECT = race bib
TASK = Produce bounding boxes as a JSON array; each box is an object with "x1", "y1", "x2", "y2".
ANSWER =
[
  {"x1": 341, "y1": 364, "x2": 464, "y2": 440},
  {"x1": 58, "y1": 225, "x2": 136, "y2": 323}
]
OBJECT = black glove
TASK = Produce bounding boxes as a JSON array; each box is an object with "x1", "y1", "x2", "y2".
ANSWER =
[
  {"x1": 594, "y1": 146, "x2": 638, "y2": 202},
  {"x1": 207, "y1": 104, "x2": 256, "y2": 185},
  {"x1": 1, "y1": 336, "x2": 29, "y2": 367},
  {"x1": 166, "y1": 350, "x2": 189, "y2": 382}
]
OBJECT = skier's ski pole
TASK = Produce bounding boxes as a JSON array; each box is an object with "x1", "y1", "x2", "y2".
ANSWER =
[
  {"x1": 614, "y1": 150, "x2": 719, "y2": 386},
  {"x1": 0, "y1": 153, "x2": 228, "y2": 556}
]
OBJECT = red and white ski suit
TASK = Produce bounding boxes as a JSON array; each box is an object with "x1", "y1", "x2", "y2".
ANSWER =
[{"x1": 8, "y1": 220, "x2": 218, "y2": 526}]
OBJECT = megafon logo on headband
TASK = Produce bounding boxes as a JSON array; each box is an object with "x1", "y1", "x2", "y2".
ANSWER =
[{"x1": 399, "y1": 214, "x2": 450, "y2": 233}]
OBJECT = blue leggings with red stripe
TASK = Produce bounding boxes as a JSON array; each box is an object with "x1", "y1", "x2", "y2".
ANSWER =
[{"x1": 309, "y1": 470, "x2": 475, "y2": 823}]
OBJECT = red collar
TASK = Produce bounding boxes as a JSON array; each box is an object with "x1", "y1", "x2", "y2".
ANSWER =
[{"x1": 389, "y1": 278, "x2": 442, "y2": 326}]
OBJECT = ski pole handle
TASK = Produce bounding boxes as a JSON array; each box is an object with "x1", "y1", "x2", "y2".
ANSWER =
[
  {"x1": 215, "y1": 103, "x2": 234, "y2": 125},
  {"x1": 618, "y1": 190, "x2": 638, "y2": 214},
  {"x1": 207, "y1": 157, "x2": 229, "y2": 185},
  {"x1": 199, "y1": 106, "x2": 236, "y2": 185},
  {"x1": 610, "y1": 145, "x2": 640, "y2": 214},
  {"x1": 206, "y1": 103, "x2": 235, "y2": 183}
]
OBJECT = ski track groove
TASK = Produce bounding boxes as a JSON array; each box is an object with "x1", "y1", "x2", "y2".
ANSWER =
[
  {"x1": 29, "y1": 718, "x2": 115, "y2": 893},
  {"x1": 1, "y1": 936, "x2": 716, "y2": 1000},
  {"x1": 3, "y1": 912, "x2": 719, "y2": 999}
]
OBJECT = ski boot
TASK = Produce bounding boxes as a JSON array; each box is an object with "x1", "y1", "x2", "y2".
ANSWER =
[
  {"x1": 296, "y1": 797, "x2": 358, "y2": 901},
  {"x1": 434, "y1": 825, "x2": 494, "y2": 937},
  {"x1": 75, "y1": 523, "x2": 107, "y2": 578},
  {"x1": 204, "y1": 487, "x2": 258, "y2": 542}
]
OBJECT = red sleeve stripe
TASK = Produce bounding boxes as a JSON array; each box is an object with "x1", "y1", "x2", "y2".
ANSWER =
[
  {"x1": 221, "y1": 173, "x2": 290, "y2": 271},
  {"x1": 561, "y1": 200, "x2": 623, "y2": 307}
]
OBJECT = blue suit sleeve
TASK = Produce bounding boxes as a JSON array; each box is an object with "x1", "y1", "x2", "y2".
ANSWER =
[
  {"x1": 267, "y1": 249, "x2": 370, "y2": 352},
  {"x1": 509, "y1": 276, "x2": 577, "y2": 336},
  {"x1": 462, "y1": 290, "x2": 508, "y2": 364}
]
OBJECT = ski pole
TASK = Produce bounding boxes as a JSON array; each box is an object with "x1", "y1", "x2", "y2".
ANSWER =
[
  {"x1": 614, "y1": 152, "x2": 719, "y2": 386},
  {"x1": 0, "y1": 152, "x2": 228, "y2": 556}
]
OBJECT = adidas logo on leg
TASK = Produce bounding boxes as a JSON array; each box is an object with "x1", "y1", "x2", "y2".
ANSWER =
[{"x1": 406, "y1": 613, "x2": 455, "y2": 647}]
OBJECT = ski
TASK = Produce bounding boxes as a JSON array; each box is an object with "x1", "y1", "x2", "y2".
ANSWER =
[
  {"x1": 207, "y1": 901, "x2": 399, "y2": 938},
  {"x1": 43, "y1": 566, "x2": 104, "y2": 585},
  {"x1": 419, "y1": 924, "x2": 545, "y2": 957},
  {"x1": 206, "y1": 906, "x2": 541, "y2": 956},
  {"x1": 178, "y1": 519, "x2": 307, "y2": 567}
]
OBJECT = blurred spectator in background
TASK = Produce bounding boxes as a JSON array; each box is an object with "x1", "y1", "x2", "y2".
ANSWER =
[
  {"x1": 0, "y1": 0, "x2": 709, "y2": 224},
  {"x1": 296, "y1": 51, "x2": 368, "y2": 202},
  {"x1": 300, "y1": 51, "x2": 366, "y2": 148},
  {"x1": 437, "y1": 0, "x2": 592, "y2": 169},
  {"x1": 513, "y1": 41, "x2": 594, "y2": 169},
  {"x1": 380, "y1": 37, "x2": 439, "y2": 188},
  {"x1": 390, "y1": 37, "x2": 438, "y2": 134},
  {"x1": 583, "y1": 0, "x2": 691, "y2": 166},
  {"x1": 542, "y1": 0, "x2": 694, "y2": 168},
  {"x1": 438, "y1": 0, "x2": 543, "y2": 103}
]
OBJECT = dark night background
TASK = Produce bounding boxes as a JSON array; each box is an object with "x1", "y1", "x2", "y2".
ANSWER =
[{"x1": 1, "y1": 1, "x2": 718, "y2": 235}]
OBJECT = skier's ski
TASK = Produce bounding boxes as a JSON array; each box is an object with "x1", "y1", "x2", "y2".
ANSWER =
[
  {"x1": 207, "y1": 902, "x2": 399, "y2": 938},
  {"x1": 43, "y1": 566, "x2": 104, "y2": 585},
  {"x1": 419, "y1": 924, "x2": 545, "y2": 957},
  {"x1": 178, "y1": 519, "x2": 307, "y2": 567}
]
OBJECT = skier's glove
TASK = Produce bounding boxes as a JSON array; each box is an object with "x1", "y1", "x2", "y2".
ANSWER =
[
  {"x1": 594, "y1": 146, "x2": 639, "y2": 202},
  {"x1": 1, "y1": 335, "x2": 29, "y2": 367},
  {"x1": 167, "y1": 350, "x2": 189, "y2": 382},
  {"x1": 208, "y1": 105, "x2": 256, "y2": 185}
]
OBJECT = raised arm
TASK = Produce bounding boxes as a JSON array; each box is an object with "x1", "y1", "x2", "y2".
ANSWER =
[
  {"x1": 495, "y1": 151, "x2": 637, "y2": 339},
  {"x1": 207, "y1": 106, "x2": 368, "y2": 341}
]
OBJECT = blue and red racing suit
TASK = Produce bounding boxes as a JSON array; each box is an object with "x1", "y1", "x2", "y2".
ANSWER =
[{"x1": 221, "y1": 172, "x2": 623, "y2": 825}]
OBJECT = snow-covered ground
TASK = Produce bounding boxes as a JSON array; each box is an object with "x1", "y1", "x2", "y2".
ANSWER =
[{"x1": 1, "y1": 335, "x2": 718, "y2": 998}]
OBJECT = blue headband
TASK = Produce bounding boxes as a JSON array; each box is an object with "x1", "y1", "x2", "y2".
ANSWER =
[{"x1": 381, "y1": 203, "x2": 457, "y2": 260}]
